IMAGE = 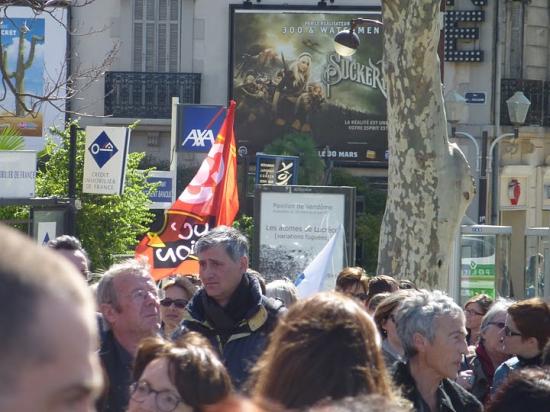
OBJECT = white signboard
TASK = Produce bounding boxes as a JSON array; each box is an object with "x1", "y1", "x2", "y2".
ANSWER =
[
  {"x1": 83, "y1": 126, "x2": 130, "y2": 195},
  {"x1": 37, "y1": 222, "x2": 57, "y2": 245},
  {"x1": 255, "y1": 186, "x2": 355, "y2": 290},
  {"x1": 0, "y1": 151, "x2": 37, "y2": 198}
]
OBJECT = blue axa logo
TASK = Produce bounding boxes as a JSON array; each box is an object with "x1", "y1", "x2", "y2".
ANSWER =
[{"x1": 88, "y1": 131, "x2": 119, "y2": 168}]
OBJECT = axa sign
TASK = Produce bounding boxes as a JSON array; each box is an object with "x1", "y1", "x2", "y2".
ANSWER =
[{"x1": 177, "y1": 105, "x2": 226, "y2": 152}]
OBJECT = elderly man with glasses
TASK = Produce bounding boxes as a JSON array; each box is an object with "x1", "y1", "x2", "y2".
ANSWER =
[
  {"x1": 96, "y1": 257, "x2": 162, "y2": 412},
  {"x1": 492, "y1": 297, "x2": 550, "y2": 395}
]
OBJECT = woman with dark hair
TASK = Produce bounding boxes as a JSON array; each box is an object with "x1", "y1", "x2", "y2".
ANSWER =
[
  {"x1": 160, "y1": 275, "x2": 200, "y2": 338},
  {"x1": 492, "y1": 297, "x2": 550, "y2": 393},
  {"x1": 250, "y1": 292, "x2": 399, "y2": 410},
  {"x1": 335, "y1": 266, "x2": 370, "y2": 305},
  {"x1": 486, "y1": 367, "x2": 550, "y2": 412},
  {"x1": 373, "y1": 291, "x2": 411, "y2": 367},
  {"x1": 464, "y1": 294, "x2": 493, "y2": 347},
  {"x1": 128, "y1": 332, "x2": 232, "y2": 412}
]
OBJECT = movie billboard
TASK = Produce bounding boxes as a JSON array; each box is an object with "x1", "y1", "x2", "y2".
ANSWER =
[{"x1": 230, "y1": 7, "x2": 386, "y2": 164}]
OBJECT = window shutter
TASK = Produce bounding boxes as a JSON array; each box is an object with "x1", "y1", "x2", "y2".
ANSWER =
[{"x1": 133, "y1": 0, "x2": 180, "y2": 72}]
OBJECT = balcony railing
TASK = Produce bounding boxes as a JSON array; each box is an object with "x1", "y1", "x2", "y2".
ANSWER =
[
  {"x1": 500, "y1": 78, "x2": 548, "y2": 127},
  {"x1": 104, "y1": 71, "x2": 201, "y2": 119}
]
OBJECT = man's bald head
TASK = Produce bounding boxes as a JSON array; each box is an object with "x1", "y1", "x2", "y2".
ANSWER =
[{"x1": 0, "y1": 224, "x2": 102, "y2": 411}]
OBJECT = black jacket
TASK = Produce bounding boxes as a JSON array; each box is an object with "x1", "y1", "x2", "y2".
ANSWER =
[
  {"x1": 175, "y1": 273, "x2": 284, "y2": 389},
  {"x1": 393, "y1": 361, "x2": 483, "y2": 412},
  {"x1": 96, "y1": 329, "x2": 133, "y2": 412}
]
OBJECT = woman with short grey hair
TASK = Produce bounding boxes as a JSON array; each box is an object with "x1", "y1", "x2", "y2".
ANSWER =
[{"x1": 457, "y1": 299, "x2": 513, "y2": 405}]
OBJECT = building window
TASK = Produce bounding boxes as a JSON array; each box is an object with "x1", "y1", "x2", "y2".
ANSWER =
[{"x1": 133, "y1": 0, "x2": 180, "y2": 72}]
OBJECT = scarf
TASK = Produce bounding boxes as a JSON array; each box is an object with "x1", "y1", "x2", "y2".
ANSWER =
[{"x1": 201, "y1": 273, "x2": 256, "y2": 343}]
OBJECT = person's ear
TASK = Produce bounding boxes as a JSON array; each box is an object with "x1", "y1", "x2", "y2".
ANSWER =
[
  {"x1": 100, "y1": 303, "x2": 118, "y2": 325},
  {"x1": 413, "y1": 332, "x2": 429, "y2": 353},
  {"x1": 525, "y1": 336, "x2": 539, "y2": 351},
  {"x1": 239, "y1": 255, "x2": 249, "y2": 274}
]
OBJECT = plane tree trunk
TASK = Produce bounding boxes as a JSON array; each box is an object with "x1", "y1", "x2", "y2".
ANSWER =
[{"x1": 376, "y1": 0, "x2": 475, "y2": 289}]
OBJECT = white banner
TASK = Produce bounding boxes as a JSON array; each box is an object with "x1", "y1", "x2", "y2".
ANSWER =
[
  {"x1": 0, "y1": 151, "x2": 37, "y2": 198},
  {"x1": 83, "y1": 126, "x2": 130, "y2": 195}
]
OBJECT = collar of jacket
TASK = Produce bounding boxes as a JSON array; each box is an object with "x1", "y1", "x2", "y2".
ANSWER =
[
  {"x1": 183, "y1": 273, "x2": 268, "y2": 332},
  {"x1": 182, "y1": 303, "x2": 269, "y2": 332}
]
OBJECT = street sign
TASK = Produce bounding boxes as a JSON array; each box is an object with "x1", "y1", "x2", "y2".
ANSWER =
[
  {"x1": 465, "y1": 92, "x2": 486, "y2": 104},
  {"x1": 255, "y1": 154, "x2": 299, "y2": 186},
  {"x1": 147, "y1": 170, "x2": 176, "y2": 209},
  {"x1": 83, "y1": 126, "x2": 130, "y2": 195}
]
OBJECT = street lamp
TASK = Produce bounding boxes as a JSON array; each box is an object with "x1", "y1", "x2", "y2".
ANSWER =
[
  {"x1": 445, "y1": 90, "x2": 480, "y2": 173},
  {"x1": 333, "y1": 17, "x2": 383, "y2": 57},
  {"x1": 445, "y1": 90, "x2": 531, "y2": 224}
]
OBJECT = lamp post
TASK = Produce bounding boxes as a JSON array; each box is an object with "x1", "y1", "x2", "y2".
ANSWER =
[
  {"x1": 489, "y1": 91, "x2": 531, "y2": 224},
  {"x1": 333, "y1": 17, "x2": 384, "y2": 57},
  {"x1": 445, "y1": 90, "x2": 484, "y2": 222},
  {"x1": 446, "y1": 90, "x2": 531, "y2": 224}
]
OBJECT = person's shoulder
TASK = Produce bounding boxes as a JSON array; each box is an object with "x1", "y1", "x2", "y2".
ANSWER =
[
  {"x1": 261, "y1": 295, "x2": 286, "y2": 316},
  {"x1": 495, "y1": 356, "x2": 519, "y2": 372},
  {"x1": 442, "y1": 378, "x2": 483, "y2": 412}
]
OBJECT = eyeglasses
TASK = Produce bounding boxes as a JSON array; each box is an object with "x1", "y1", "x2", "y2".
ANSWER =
[
  {"x1": 130, "y1": 380, "x2": 182, "y2": 412},
  {"x1": 503, "y1": 325, "x2": 522, "y2": 337},
  {"x1": 160, "y1": 298, "x2": 188, "y2": 309},
  {"x1": 488, "y1": 321, "x2": 505, "y2": 330},
  {"x1": 128, "y1": 288, "x2": 163, "y2": 304},
  {"x1": 464, "y1": 308, "x2": 484, "y2": 316}
]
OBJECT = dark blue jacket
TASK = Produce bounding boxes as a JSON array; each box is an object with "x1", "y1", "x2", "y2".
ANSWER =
[{"x1": 177, "y1": 274, "x2": 284, "y2": 389}]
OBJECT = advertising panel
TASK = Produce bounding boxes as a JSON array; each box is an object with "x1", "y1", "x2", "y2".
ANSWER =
[
  {"x1": 0, "y1": 150, "x2": 37, "y2": 198},
  {"x1": 253, "y1": 185, "x2": 355, "y2": 289},
  {"x1": 230, "y1": 6, "x2": 386, "y2": 164},
  {"x1": 0, "y1": 7, "x2": 67, "y2": 150},
  {"x1": 83, "y1": 126, "x2": 130, "y2": 195},
  {"x1": 460, "y1": 234, "x2": 497, "y2": 302},
  {"x1": 177, "y1": 105, "x2": 226, "y2": 152},
  {"x1": 0, "y1": 17, "x2": 44, "y2": 137},
  {"x1": 255, "y1": 153, "x2": 299, "y2": 185}
]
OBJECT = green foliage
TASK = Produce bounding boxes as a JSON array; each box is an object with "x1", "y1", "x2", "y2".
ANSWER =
[
  {"x1": 35, "y1": 121, "x2": 157, "y2": 270},
  {"x1": 0, "y1": 126, "x2": 24, "y2": 150},
  {"x1": 233, "y1": 214, "x2": 256, "y2": 264},
  {"x1": 331, "y1": 169, "x2": 386, "y2": 274},
  {"x1": 263, "y1": 133, "x2": 325, "y2": 185}
]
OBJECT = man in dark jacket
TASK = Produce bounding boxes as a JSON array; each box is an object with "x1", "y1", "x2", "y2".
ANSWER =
[
  {"x1": 177, "y1": 226, "x2": 284, "y2": 389},
  {"x1": 392, "y1": 290, "x2": 482, "y2": 412},
  {"x1": 96, "y1": 257, "x2": 161, "y2": 412}
]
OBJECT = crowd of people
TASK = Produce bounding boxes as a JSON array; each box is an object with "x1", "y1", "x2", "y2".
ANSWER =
[{"x1": 1, "y1": 222, "x2": 550, "y2": 412}]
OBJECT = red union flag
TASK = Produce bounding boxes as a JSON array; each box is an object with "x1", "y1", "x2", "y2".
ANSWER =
[{"x1": 136, "y1": 101, "x2": 239, "y2": 280}]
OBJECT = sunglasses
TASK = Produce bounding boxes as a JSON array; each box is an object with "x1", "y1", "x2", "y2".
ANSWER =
[
  {"x1": 503, "y1": 325, "x2": 522, "y2": 337},
  {"x1": 160, "y1": 298, "x2": 188, "y2": 309}
]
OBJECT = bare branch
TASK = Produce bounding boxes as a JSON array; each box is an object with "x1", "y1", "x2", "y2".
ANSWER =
[{"x1": 0, "y1": 1, "x2": 118, "y2": 120}]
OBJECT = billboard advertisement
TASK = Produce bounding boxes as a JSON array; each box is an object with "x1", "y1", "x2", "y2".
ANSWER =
[
  {"x1": 0, "y1": 17, "x2": 44, "y2": 137},
  {"x1": 230, "y1": 6, "x2": 386, "y2": 164},
  {"x1": 253, "y1": 185, "x2": 355, "y2": 289},
  {"x1": 177, "y1": 105, "x2": 226, "y2": 152},
  {"x1": 0, "y1": 7, "x2": 67, "y2": 150},
  {"x1": 255, "y1": 153, "x2": 299, "y2": 186}
]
